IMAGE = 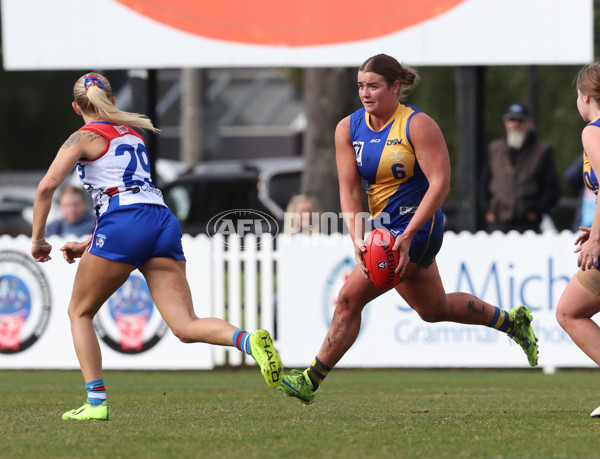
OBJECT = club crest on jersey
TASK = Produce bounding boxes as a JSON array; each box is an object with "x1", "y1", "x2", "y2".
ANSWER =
[
  {"x1": 113, "y1": 125, "x2": 129, "y2": 134},
  {"x1": 390, "y1": 151, "x2": 405, "y2": 162},
  {"x1": 95, "y1": 234, "x2": 106, "y2": 248},
  {"x1": 352, "y1": 141, "x2": 364, "y2": 166},
  {"x1": 387, "y1": 138, "x2": 403, "y2": 156}
]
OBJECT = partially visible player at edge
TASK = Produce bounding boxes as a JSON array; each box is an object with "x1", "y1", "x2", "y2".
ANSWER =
[
  {"x1": 556, "y1": 62, "x2": 600, "y2": 418},
  {"x1": 30, "y1": 72, "x2": 283, "y2": 421},
  {"x1": 279, "y1": 54, "x2": 538, "y2": 405}
]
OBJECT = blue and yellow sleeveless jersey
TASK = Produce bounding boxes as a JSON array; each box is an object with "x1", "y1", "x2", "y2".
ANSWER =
[
  {"x1": 581, "y1": 118, "x2": 600, "y2": 272},
  {"x1": 350, "y1": 103, "x2": 443, "y2": 268},
  {"x1": 350, "y1": 103, "x2": 429, "y2": 228},
  {"x1": 583, "y1": 118, "x2": 600, "y2": 196}
]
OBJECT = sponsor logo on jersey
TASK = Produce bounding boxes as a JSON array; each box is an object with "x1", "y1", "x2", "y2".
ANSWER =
[
  {"x1": 93, "y1": 273, "x2": 168, "y2": 354},
  {"x1": 0, "y1": 250, "x2": 51, "y2": 354}
]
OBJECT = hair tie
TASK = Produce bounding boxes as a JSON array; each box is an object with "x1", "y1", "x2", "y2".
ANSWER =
[{"x1": 84, "y1": 76, "x2": 104, "y2": 92}]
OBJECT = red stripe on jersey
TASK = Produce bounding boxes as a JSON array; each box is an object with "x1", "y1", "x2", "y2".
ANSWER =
[{"x1": 78, "y1": 122, "x2": 145, "y2": 162}]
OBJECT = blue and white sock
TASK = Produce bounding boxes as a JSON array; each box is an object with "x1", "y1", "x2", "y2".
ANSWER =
[
  {"x1": 85, "y1": 379, "x2": 107, "y2": 406},
  {"x1": 233, "y1": 330, "x2": 252, "y2": 356}
]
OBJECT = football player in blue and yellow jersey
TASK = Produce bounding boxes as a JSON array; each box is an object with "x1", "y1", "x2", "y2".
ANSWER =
[
  {"x1": 556, "y1": 62, "x2": 600, "y2": 417},
  {"x1": 280, "y1": 54, "x2": 539, "y2": 405}
]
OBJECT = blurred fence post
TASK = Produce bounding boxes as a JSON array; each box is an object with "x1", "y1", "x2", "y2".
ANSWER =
[
  {"x1": 180, "y1": 68, "x2": 204, "y2": 164},
  {"x1": 455, "y1": 66, "x2": 485, "y2": 232}
]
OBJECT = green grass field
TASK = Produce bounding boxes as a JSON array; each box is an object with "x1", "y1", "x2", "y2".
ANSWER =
[{"x1": 1, "y1": 368, "x2": 600, "y2": 458}]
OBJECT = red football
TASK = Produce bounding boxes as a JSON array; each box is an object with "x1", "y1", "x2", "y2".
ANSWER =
[{"x1": 363, "y1": 228, "x2": 400, "y2": 290}]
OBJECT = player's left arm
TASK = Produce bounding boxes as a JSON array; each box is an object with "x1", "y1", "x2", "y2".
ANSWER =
[
  {"x1": 393, "y1": 113, "x2": 451, "y2": 272},
  {"x1": 31, "y1": 131, "x2": 102, "y2": 262},
  {"x1": 576, "y1": 126, "x2": 600, "y2": 270}
]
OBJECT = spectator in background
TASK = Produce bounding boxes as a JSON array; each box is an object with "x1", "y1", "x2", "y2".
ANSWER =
[
  {"x1": 481, "y1": 103, "x2": 560, "y2": 233},
  {"x1": 45, "y1": 185, "x2": 96, "y2": 237},
  {"x1": 283, "y1": 193, "x2": 321, "y2": 235}
]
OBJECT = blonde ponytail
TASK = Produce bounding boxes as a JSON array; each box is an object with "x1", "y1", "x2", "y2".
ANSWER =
[{"x1": 73, "y1": 72, "x2": 159, "y2": 132}]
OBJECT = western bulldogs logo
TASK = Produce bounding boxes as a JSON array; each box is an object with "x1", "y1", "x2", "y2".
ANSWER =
[
  {"x1": 93, "y1": 273, "x2": 168, "y2": 354},
  {"x1": 95, "y1": 234, "x2": 106, "y2": 249},
  {"x1": 0, "y1": 251, "x2": 51, "y2": 354}
]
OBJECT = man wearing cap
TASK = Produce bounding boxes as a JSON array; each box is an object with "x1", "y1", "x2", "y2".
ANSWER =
[{"x1": 481, "y1": 103, "x2": 560, "y2": 233}]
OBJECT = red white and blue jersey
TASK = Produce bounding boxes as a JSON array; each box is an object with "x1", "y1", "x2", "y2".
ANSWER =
[
  {"x1": 75, "y1": 122, "x2": 166, "y2": 216},
  {"x1": 583, "y1": 118, "x2": 600, "y2": 197},
  {"x1": 350, "y1": 103, "x2": 429, "y2": 228}
]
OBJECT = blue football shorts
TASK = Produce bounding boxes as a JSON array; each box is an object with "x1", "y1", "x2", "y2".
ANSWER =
[
  {"x1": 387, "y1": 208, "x2": 444, "y2": 269},
  {"x1": 88, "y1": 203, "x2": 186, "y2": 268}
]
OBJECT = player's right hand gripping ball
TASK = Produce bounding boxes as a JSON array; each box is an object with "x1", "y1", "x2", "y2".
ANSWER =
[{"x1": 363, "y1": 228, "x2": 400, "y2": 290}]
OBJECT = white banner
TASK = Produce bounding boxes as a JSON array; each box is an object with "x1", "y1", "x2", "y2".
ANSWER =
[
  {"x1": 278, "y1": 231, "x2": 592, "y2": 369},
  {"x1": 0, "y1": 234, "x2": 213, "y2": 369},
  {"x1": 1, "y1": 230, "x2": 595, "y2": 370},
  {"x1": 1, "y1": 0, "x2": 592, "y2": 69}
]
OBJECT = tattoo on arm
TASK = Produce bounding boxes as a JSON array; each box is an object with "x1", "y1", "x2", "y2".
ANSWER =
[
  {"x1": 61, "y1": 132, "x2": 81, "y2": 149},
  {"x1": 83, "y1": 131, "x2": 102, "y2": 142}
]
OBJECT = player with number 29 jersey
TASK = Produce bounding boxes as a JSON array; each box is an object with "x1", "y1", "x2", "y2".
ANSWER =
[
  {"x1": 76, "y1": 121, "x2": 166, "y2": 216},
  {"x1": 31, "y1": 73, "x2": 283, "y2": 421},
  {"x1": 76, "y1": 121, "x2": 183, "y2": 268}
]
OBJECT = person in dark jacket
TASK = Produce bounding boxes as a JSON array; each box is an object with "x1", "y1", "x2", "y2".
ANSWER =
[
  {"x1": 45, "y1": 186, "x2": 96, "y2": 237},
  {"x1": 481, "y1": 103, "x2": 560, "y2": 233}
]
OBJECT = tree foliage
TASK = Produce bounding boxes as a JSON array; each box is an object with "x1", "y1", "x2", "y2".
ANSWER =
[{"x1": 0, "y1": 70, "x2": 84, "y2": 170}]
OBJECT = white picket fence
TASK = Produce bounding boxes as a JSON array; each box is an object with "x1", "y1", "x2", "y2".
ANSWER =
[{"x1": 210, "y1": 234, "x2": 279, "y2": 367}]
